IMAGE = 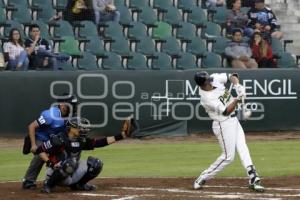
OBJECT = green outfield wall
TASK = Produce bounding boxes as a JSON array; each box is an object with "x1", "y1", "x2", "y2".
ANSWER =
[{"x1": 0, "y1": 69, "x2": 299, "y2": 136}]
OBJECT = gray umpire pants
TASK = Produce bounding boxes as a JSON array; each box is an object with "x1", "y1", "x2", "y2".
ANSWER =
[
  {"x1": 45, "y1": 160, "x2": 88, "y2": 186},
  {"x1": 23, "y1": 140, "x2": 44, "y2": 182}
]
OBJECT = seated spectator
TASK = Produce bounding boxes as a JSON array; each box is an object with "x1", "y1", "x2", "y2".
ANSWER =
[
  {"x1": 227, "y1": 0, "x2": 253, "y2": 37},
  {"x1": 206, "y1": 0, "x2": 226, "y2": 8},
  {"x1": 247, "y1": 0, "x2": 283, "y2": 40},
  {"x1": 25, "y1": 24, "x2": 69, "y2": 70},
  {"x1": 3, "y1": 29, "x2": 29, "y2": 71},
  {"x1": 64, "y1": 0, "x2": 94, "y2": 23},
  {"x1": 225, "y1": 29, "x2": 258, "y2": 69},
  {"x1": 250, "y1": 31, "x2": 276, "y2": 68},
  {"x1": 92, "y1": 0, "x2": 120, "y2": 24}
]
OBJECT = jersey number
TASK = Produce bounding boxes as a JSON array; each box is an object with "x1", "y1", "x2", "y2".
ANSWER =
[{"x1": 38, "y1": 116, "x2": 46, "y2": 125}]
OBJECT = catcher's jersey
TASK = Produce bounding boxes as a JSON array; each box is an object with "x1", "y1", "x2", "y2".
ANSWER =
[{"x1": 199, "y1": 73, "x2": 235, "y2": 122}]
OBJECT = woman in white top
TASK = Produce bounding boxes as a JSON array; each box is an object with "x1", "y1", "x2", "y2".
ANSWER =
[{"x1": 3, "y1": 28, "x2": 29, "y2": 70}]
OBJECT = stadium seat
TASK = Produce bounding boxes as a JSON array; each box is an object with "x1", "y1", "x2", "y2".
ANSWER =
[
  {"x1": 52, "y1": 20, "x2": 74, "y2": 37},
  {"x1": 127, "y1": 21, "x2": 148, "y2": 40},
  {"x1": 31, "y1": 0, "x2": 53, "y2": 9},
  {"x1": 151, "y1": 52, "x2": 173, "y2": 70},
  {"x1": 138, "y1": 6, "x2": 157, "y2": 27},
  {"x1": 59, "y1": 62, "x2": 75, "y2": 71},
  {"x1": 176, "y1": 52, "x2": 197, "y2": 69},
  {"x1": 135, "y1": 36, "x2": 156, "y2": 55},
  {"x1": 31, "y1": 20, "x2": 51, "y2": 40},
  {"x1": 110, "y1": 37, "x2": 131, "y2": 56},
  {"x1": 177, "y1": 0, "x2": 197, "y2": 12},
  {"x1": 163, "y1": 6, "x2": 183, "y2": 26},
  {"x1": 0, "y1": 0, "x2": 4, "y2": 8},
  {"x1": 271, "y1": 37, "x2": 284, "y2": 55},
  {"x1": 118, "y1": 5, "x2": 132, "y2": 26},
  {"x1": 59, "y1": 36, "x2": 82, "y2": 56},
  {"x1": 187, "y1": 7, "x2": 207, "y2": 27},
  {"x1": 55, "y1": 0, "x2": 68, "y2": 11},
  {"x1": 153, "y1": 0, "x2": 173, "y2": 12},
  {"x1": 129, "y1": 0, "x2": 149, "y2": 10},
  {"x1": 210, "y1": 6, "x2": 228, "y2": 27},
  {"x1": 3, "y1": 20, "x2": 25, "y2": 38},
  {"x1": 152, "y1": 21, "x2": 172, "y2": 39},
  {"x1": 7, "y1": 0, "x2": 28, "y2": 7},
  {"x1": 78, "y1": 20, "x2": 98, "y2": 38},
  {"x1": 104, "y1": 21, "x2": 124, "y2": 39},
  {"x1": 77, "y1": 52, "x2": 99, "y2": 70},
  {"x1": 160, "y1": 36, "x2": 181, "y2": 57},
  {"x1": 102, "y1": 52, "x2": 124, "y2": 70},
  {"x1": 34, "y1": 5, "x2": 55, "y2": 22},
  {"x1": 0, "y1": 8, "x2": 6, "y2": 24},
  {"x1": 85, "y1": 36, "x2": 106, "y2": 57},
  {"x1": 277, "y1": 52, "x2": 297, "y2": 68},
  {"x1": 201, "y1": 21, "x2": 222, "y2": 39},
  {"x1": 240, "y1": 7, "x2": 251, "y2": 14},
  {"x1": 10, "y1": 6, "x2": 32, "y2": 24},
  {"x1": 201, "y1": 52, "x2": 222, "y2": 68},
  {"x1": 127, "y1": 52, "x2": 148, "y2": 70},
  {"x1": 114, "y1": 0, "x2": 125, "y2": 7},
  {"x1": 211, "y1": 36, "x2": 230, "y2": 55},
  {"x1": 176, "y1": 21, "x2": 196, "y2": 40},
  {"x1": 186, "y1": 37, "x2": 207, "y2": 57}
]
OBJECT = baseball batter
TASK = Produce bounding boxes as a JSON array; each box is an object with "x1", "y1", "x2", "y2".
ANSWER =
[{"x1": 193, "y1": 71, "x2": 264, "y2": 192}]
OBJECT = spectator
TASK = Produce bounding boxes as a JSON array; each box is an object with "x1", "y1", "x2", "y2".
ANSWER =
[
  {"x1": 247, "y1": 0, "x2": 283, "y2": 40},
  {"x1": 64, "y1": 0, "x2": 94, "y2": 22},
  {"x1": 250, "y1": 31, "x2": 276, "y2": 68},
  {"x1": 3, "y1": 28, "x2": 29, "y2": 71},
  {"x1": 92, "y1": 0, "x2": 120, "y2": 24},
  {"x1": 227, "y1": 0, "x2": 253, "y2": 37},
  {"x1": 225, "y1": 29, "x2": 258, "y2": 69},
  {"x1": 25, "y1": 24, "x2": 69, "y2": 70}
]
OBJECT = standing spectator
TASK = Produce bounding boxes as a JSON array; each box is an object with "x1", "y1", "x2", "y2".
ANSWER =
[
  {"x1": 3, "y1": 29, "x2": 29, "y2": 71},
  {"x1": 64, "y1": 0, "x2": 94, "y2": 22},
  {"x1": 92, "y1": 0, "x2": 120, "y2": 24},
  {"x1": 247, "y1": 0, "x2": 283, "y2": 39},
  {"x1": 250, "y1": 31, "x2": 276, "y2": 68},
  {"x1": 225, "y1": 29, "x2": 258, "y2": 69},
  {"x1": 227, "y1": 0, "x2": 253, "y2": 37}
]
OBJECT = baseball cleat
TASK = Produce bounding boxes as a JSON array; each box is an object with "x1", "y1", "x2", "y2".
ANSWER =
[
  {"x1": 193, "y1": 179, "x2": 206, "y2": 190},
  {"x1": 249, "y1": 181, "x2": 265, "y2": 192},
  {"x1": 22, "y1": 180, "x2": 37, "y2": 189}
]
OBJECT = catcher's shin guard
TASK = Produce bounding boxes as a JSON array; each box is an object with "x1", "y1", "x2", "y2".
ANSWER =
[{"x1": 41, "y1": 169, "x2": 67, "y2": 193}]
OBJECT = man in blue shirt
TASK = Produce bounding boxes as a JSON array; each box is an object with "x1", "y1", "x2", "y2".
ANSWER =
[{"x1": 22, "y1": 95, "x2": 78, "y2": 189}]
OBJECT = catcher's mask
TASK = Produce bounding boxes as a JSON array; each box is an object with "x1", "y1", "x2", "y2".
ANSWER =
[{"x1": 66, "y1": 117, "x2": 91, "y2": 136}]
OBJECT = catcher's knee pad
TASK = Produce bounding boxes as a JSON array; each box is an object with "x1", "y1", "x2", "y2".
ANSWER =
[{"x1": 87, "y1": 156, "x2": 103, "y2": 177}]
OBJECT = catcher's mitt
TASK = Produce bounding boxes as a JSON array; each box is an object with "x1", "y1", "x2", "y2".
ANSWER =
[{"x1": 121, "y1": 117, "x2": 139, "y2": 138}]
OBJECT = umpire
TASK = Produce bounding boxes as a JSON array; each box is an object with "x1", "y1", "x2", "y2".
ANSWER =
[{"x1": 22, "y1": 95, "x2": 78, "y2": 189}]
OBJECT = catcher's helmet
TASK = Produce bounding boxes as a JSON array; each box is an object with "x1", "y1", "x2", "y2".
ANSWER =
[
  {"x1": 66, "y1": 117, "x2": 91, "y2": 134},
  {"x1": 194, "y1": 71, "x2": 213, "y2": 86}
]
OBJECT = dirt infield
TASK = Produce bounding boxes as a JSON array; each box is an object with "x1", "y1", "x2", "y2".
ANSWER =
[{"x1": 1, "y1": 177, "x2": 300, "y2": 200}]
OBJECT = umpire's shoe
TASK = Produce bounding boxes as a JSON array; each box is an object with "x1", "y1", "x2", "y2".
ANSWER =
[
  {"x1": 193, "y1": 178, "x2": 206, "y2": 190},
  {"x1": 70, "y1": 183, "x2": 97, "y2": 191},
  {"x1": 22, "y1": 180, "x2": 37, "y2": 189}
]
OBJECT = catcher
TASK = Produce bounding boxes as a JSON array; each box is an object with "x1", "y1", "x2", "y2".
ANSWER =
[{"x1": 36, "y1": 116, "x2": 139, "y2": 193}]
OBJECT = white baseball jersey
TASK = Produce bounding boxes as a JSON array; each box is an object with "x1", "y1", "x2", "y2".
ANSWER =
[{"x1": 199, "y1": 73, "x2": 235, "y2": 122}]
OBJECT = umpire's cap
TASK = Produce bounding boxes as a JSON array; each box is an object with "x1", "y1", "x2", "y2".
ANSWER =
[
  {"x1": 66, "y1": 117, "x2": 91, "y2": 133},
  {"x1": 194, "y1": 71, "x2": 213, "y2": 86}
]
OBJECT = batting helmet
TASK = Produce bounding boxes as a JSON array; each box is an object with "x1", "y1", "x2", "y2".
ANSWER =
[{"x1": 194, "y1": 71, "x2": 213, "y2": 86}]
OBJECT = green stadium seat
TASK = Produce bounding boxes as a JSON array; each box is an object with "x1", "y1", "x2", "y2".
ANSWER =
[
  {"x1": 163, "y1": 6, "x2": 183, "y2": 26},
  {"x1": 201, "y1": 52, "x2": 222, "y2": 68},
  {"x1": 153, "y1": 0, "x2": 173, "y2": 12},
  {"x1": 114, "y1": 0, "x2": 125, "y2": 7},
  {"x1": 187, "y1": 7, "x2": 207, "y2": 27},
  {"x1": 277, "y1": 52, "x2": 297, "y2": 68},
  {"x1": 136, "y1": 36, "x2": 156, "y2": 55},
  {"x1": 59, "y1": 36, "x2": 82, "y2": 56},
  {"x1": 211, "y1": 6, "x2": 228, "y2": 27},
  {"x1": 55, "y1": 0, "x2": 68, "y2": 11},
  {"x1": 0, "y1": 8, "x2": 6, "y2": 24},
  {"x1": 177, "y1": 0, "x2": 197, "y2": 12},
  {"x1": 138, "y1": 6, "x2": 157, "y2": 27},
  {"x1": 34, "y1": 5, "x2": 55, "y2": 22},
  {"x1": 161, "y1": 36, "x2": 181, "y2": 57},
  {"x1": 59, "y1": 62, "x2": 75, "y2": 71},
  {"x1": 104, "y1": 21, "x2": 124, "y2": 39},
  {"x1": 176, "y1": 21, "x2": 196, "y2": 40},
  {"x1": 129, "y1": 0, "x2": 149, "y2": 10},
  {"x1": 102, "y1": 52, "x2": 124, "y2": 70},
  {"x1": 110, "y1": 37, "x2": 131, "y2": 56},
  {"x1": 176, "y1": 52, "x2": 197, "y2": 69},
  {"x1": 85, "y1": 36, "x2": 106, "y2": 57},
  {"x1": 0, "y1": 0, "x2": 4, "y2": 8},
  {"x1": 3, "y1": 20, "x2": 25, "y2": 38},
  {"x1": 78, "y1": 20, "x2": 98, "y2": 38},
  {"x1": 7, "y1": 0, "x2": 28, "y2": 7},
  {"x1": 271, "y1": 37, "x2": 284, "y2": 55},
  {"x1": 10, "y1": 6, "x2": 32, "y2": 24},
  {"x1": 78, "y1": 52, "x2": 99, "y2": 70},
  {"x1": 152, "y1": 21, "x2": 172, "y2": 39},
  {"x1": 211, "y1": 36, "x2": 230, "y2": 55},
  {"x1": 151, "y1": 52, "x2": 173, "y2": 70},
  {"x1": 127, "y1": 52, "x2": 148, "y2": 70},
  {"x1": 32, "y1": 0, "x2": 52, "y2": 9},
  {"x1": 186, "y1": 37, "x2": 206, "y2": 57},
  {"x1": 53, "y1": 20, "x2": 74, "y2": 37},
  {"x1": 201, "y1": 21, "x2": 222, "y2": 39},
  {"x1": 118, "y1": 5, "x2": 132, "y2": 26},
  {"x1": 128, "y1": 21, "x2": 148, "y2": 40},
  {"x1": 31, "y1": 20, "x2": 51, "y2": 40}
]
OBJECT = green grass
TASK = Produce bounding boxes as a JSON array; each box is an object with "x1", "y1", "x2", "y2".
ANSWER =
[{"x1": 0, "y1": 140, "x2": 299, "y2": 181}]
